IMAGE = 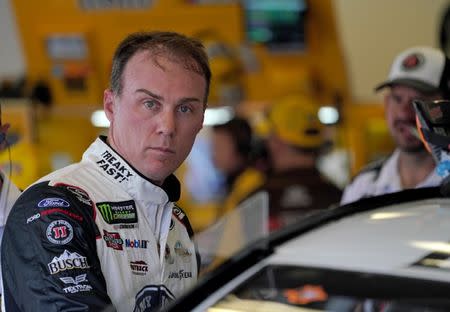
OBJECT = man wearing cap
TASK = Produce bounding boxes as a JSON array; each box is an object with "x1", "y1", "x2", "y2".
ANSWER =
[
  {"x1": 257, "y1": 94, "x2": 342, "y2": 231},
  {"x1": 341, "y1": 46, "x2": 450, "y2": 205}
]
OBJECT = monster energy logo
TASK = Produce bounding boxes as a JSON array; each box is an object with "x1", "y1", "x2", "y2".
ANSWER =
[{"x1": 96, "y1": 200, "x2": 138, "y2": 224}]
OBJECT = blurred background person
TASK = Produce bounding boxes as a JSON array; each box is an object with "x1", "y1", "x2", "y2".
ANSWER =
[
  {"x1": 256, "y1": 94, "x2": 342, "y2": 231},
  {"x1": 341, "y1": 46, "x2": 450, "y2": 205},
  {"x1": 0, "y1": 103, "x2": 21, "y2": 299},
  {"x1": 210, "y1": 116, "x2": 267, "y2": 219}
]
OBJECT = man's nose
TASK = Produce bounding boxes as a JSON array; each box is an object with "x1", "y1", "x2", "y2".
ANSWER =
[
  {"x1": 399, "y1": 100, "x2": 417, "y2": 118},
  {"x1": 158, "y1": 111, "x2": 176, "y2": 137}
]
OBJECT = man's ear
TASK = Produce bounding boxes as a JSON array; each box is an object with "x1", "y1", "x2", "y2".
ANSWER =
[
  {"x1": 198, "y1": 114, "x2": 204, "y2": 132},
  {"x1": 103, "y1": 89, "x2": 115, "y2": 123}
]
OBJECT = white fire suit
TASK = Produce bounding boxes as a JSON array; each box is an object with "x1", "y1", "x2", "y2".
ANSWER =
[{"x1": 1, "y1": 136, "x2": 198, "y2": 312}]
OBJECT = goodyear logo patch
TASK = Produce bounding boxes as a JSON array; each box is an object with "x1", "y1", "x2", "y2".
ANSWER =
[{"x1": 96, "y1": 200, "x2": 138, "y2": 224}]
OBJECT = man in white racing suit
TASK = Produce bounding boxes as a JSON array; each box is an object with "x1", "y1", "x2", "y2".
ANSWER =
[
  {"x1": 341, "y1": 46, "x2": 450, "y2": 205},
  {"x1": 1, "y1": 31, "x2": 211, "y2": 312}
]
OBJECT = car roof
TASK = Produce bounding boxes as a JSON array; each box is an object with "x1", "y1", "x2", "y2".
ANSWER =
[{"x1": 269, "y1": 197, "x2": 450, "y2": 283}]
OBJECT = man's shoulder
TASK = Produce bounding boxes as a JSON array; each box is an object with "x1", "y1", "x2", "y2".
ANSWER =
[
  {"x1": 357, "y1": 156, "x2": 389, "y2": 176},
  {"x1": 340, "y1": 155, "x2": 392, "y2": 205}
]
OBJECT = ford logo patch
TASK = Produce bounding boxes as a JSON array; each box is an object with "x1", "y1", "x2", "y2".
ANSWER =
[{"x1": 38, "y1": 198, "x2": 70, "y2": 208}]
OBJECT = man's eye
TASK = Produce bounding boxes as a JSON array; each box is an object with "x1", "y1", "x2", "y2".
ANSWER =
[
  {"x1": 179, "y1": 105, "x2": 192, "y2": 113},
  {"x1": 391, "y1": 95, "x2": 402, "y2": 103},
  {"x1": 144, "y1": 100, "x2": 157, "y2": 109}
]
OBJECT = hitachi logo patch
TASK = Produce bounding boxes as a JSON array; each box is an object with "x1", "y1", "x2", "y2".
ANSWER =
[{"x1": 96, "y1": 151, "x2": 133, "y2": 183}]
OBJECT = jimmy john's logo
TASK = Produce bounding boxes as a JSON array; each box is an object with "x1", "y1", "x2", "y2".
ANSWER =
[
  {"x1": 46, "y1": 220, "x2": 74, "y2": 245},
  {"x1": 48, "y1": 250, "x2": 90, "y2": 274},
  {"x1": 96, "y1": 200, "x2": 137, "y2": 224},
  {"x1": 96, "y1": 151, "x2": 133, "y2": 183}
]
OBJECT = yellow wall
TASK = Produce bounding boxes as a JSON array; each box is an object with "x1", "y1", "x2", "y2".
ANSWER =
[
  {"x1": 10, "y1": 0, "x2": 373, "y2": 230},
  {"x1": 11, "y1": 0, "x2": 349, "y2": 107}
]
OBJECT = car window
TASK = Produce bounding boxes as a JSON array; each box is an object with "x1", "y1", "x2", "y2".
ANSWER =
[{"x1": 208, "y1": 265, "x2": 450, "y2": 312}]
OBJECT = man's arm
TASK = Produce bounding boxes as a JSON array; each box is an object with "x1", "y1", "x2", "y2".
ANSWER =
[{"x1": 1, "y1": 181, "x2": 114, "y2": 311}]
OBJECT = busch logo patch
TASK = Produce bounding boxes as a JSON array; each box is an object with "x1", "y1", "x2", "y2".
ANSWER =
[
  {"x1": 48, "y1": 250, "x2": 90, "y2": 274},
  {"x1": 133, "y1": 285, "x2": 175, "y2": 312},
  {"x1": 46, "y1": 220, "x2": 74, "y2": 245},
  {"x1": 96, "y1": 200, "x2": 138, "y2": 224},
  {"x1": 96, "y1": 150, "x2": 134, "y2": 183},
  {"x1": 103, "y1": 230, "x2": 123, "y2": 250}
]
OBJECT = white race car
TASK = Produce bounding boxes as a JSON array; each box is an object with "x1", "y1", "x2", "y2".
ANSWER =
[{"x1": 166, "y1": 187, "x2": 450, "y2": 312}]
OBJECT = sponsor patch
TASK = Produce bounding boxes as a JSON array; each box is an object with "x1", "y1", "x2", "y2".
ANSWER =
[
  {"x1": 96, "y1": 200, "x2": 138, "y2": 224},
  {"x1": 113, "y1": 223, "x2": 138, "y2": 230},
  {"x1": 59, "y1": 274, "x2": 93, "y2": 294},
  {"x1": 130, "y1": 261, "x2": 149, "y2": 276},
  {"x1": 168, "y1": 269, "x2": 192, "y2": 280},
  {"x1": 27, "y1": 209, "x2": 83, "y2": 224},
  {"x1": 174, "y1": 241, "x2": 192, "y2": 260},
  {"x1": 38, "y1": 197, "x2": 70, "y2": 208},
  {"x1": 125, "y1": 239, "x2": 148, "y2": 249},
  {"x1": 48, "y1": 250, "x2": 90, "y2": 274},
  {"x1": 134, "y1": 285, "x2": 175, "y2": 312},
  {"x1": 96, "y1": 150, "x2": 134, "y2": 183},
  {"x1": 172, "y1": 206, "x2": 185, "y2": 222},
  {"x1": 66, "y1": 185, "x2": 92, "y2": 206},
  {"x1": 401, "y1": 53, "x2": 423, "y2": 70},
  {"x1": 46, "y1": 220, "x2": 74, "y2": 245},
  {"x1": 42, "y1": 208, "x2": 83, "y2": 222},
  {"x1": 27, "y1": 213, "x2": 40, "y2": 224},
  {"x1": 103, "y1": 230, "x2": 123, "y2": 250}
]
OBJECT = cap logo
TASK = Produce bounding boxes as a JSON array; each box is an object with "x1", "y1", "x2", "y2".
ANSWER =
[{"x1": 401, "y1": 53, "x2": 423, "y2": 71}]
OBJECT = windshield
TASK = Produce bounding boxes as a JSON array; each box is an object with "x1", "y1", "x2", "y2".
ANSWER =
[
  {"x1": 194, "y1": 191, "x2": 269, "y2": 272},
  {"x1": 208, "y1": 265, "x2": 450, "y2": 312}
]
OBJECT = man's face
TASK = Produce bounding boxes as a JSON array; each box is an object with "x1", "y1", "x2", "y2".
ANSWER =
[
  {"x1": 385, "y1": 85, "x2": 442, "y2": 153},
  {"x1": 104, "y1": 51, "x2": 206, "y2": 185}
]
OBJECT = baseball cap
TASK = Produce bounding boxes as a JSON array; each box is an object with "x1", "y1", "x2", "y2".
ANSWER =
[
  {"x1": 375, "y1": 46, "x2": 450, "y2": 97},
  {"x1": 268, "y1": 94, "x2": 324, "y2": 149}
]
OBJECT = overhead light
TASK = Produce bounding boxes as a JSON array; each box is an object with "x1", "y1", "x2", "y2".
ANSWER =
[
  {"x1": 318, "y1": 106, "x2": 339, "y2": 125},
  {"x1": 91, "y1": 110, "x2": 110, "y2": 128},
  {"x1": 203, "y1": 106, "x2": 234, "y2": 126}
]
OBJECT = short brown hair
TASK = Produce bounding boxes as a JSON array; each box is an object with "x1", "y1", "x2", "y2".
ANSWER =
[{"x1": 110, "y1": 31, "x2": 211, "y2": 103}]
